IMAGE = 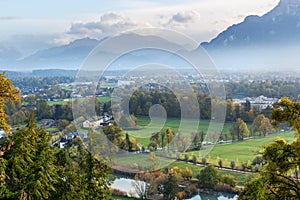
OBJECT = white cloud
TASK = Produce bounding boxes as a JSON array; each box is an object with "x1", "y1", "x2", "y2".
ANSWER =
[
  {"x1": 67, "y1": 12, "x2": 139, "y2": 38},
  {"x1": 169, "y1": 11, "x2": 200, "y2": 24},
  {"x1": 0, "y1": 0, "x2": 280, "y2": 52}
]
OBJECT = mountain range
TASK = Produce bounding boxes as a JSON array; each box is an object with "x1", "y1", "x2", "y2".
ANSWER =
[
  {"x1": 1, "y1": 0, "x2": 300, "y2": 71},
  {"x1": 201, "y1": 0, "x2": 300, "y2": 70}
]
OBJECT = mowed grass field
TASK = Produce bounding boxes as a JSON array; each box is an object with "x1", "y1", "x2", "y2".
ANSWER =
[
  {"x1": 127, "y1": 116, "x2": 234, "y2": 147},
  {"x1": 184, "y1": 131, "x2": 295, "y2": 167},
  {"x1": 46, "y1": 96, "x2": 112, "y2": 106},
  {"x1": 113, "y1": 153, "x2": 254, "y2": 186},
  {"x1": 167, "y1": 161, "x2": 255, "y2": 186},
  {"x1": 113, "y1": 131, "x2": 295, "y2": 186},
  {"x1": 124, "y1": 117, "x2": 296, "y2": 171}
]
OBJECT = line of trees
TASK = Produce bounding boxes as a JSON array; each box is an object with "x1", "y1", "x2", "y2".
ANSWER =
[{"x1": 125, "y1": 90, "x2": 272, "y2": 123}]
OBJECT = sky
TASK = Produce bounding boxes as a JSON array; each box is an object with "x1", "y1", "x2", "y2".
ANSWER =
[{"x1": 0, "y1": 0, "x2": 280, "y2": 56}]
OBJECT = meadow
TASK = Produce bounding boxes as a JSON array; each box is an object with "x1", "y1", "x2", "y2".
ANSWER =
[
  {"x1": 183, "y1": 130, "x2": 295, "y2": 167},
  {"x1": 46, "y1": 96, "x2": 112, "y2": 106},
  {"x1": 127, "y1": 116, "x2": 234, "y2": 148}
]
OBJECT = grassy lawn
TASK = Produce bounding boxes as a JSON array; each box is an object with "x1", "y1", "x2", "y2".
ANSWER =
[
  {"x1": 127, "y1": 116, "x2": 234, "y2": 148},
  {"x1": 168, "y1": 161, "x2": 254, "y2": 186},
  {"x1": 112, "y1": 151, "x2": 256, "y2": 186},
  {"x1": 113, "y1": 153, "x2": 173, "y2": 171},
  {"x1": 183, "y1": 131, "x2": 295, "y2": 167},
  {"x1": 46, "y1": 96, "x2": 112, "y2": 106},
  {"x1": 113, "y1": 154, "x2": 253, "y2": 186}
]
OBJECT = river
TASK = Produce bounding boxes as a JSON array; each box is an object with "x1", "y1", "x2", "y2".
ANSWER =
[{"x1": 112, "y1": 178, "x2": 238, "y2": 199}]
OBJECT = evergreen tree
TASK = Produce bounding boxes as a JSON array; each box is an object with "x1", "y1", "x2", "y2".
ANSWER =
[{"x1": 3, "y1": 112, "x2": 59, "y2": 199}]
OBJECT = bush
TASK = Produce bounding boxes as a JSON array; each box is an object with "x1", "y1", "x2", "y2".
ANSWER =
[
  {"x1": 214, "y1": 184, "x2": 235, "y2": 193},
  {"x1": 220, "y1": 174, "x2": 237, "y2": 187},
  {"x1": 202, "y1": 157, "x2": 207, "y2": 165},
  {"x1": 184, "y1": 184, "x2": 198, "y2": 197},
  {"x1": 218, "y1": 159, "x2": 223, "y2": 168},
  {"x1": 181, "y1": 167, "x2": 193, "y2": 181},
  {"x1": 184, "y1": 154, "x2": 189, "y2": 162},
  {"x1": 230, "y1": 161, "x2": 235, "y2": 170},
  {"x1": 192, "y1": 155, "x2": 197, "y2": 164},
  {"x1": 242, "y1": 162, "x2": 248, "y2": 171},
  {"x1": 252, "y1": 156, "x2": 264, "y2": 165},
  {"x1": 197, "y1": 165, "x2": 219, "y2": 189}
]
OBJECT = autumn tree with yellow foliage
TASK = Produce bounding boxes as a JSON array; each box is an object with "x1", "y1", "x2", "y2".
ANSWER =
[
  {"x1": 239, "y1": 97, "x2": 300, "y2": 199},
  {"x1": 0, "y1": 73, "x2": 20, "y2": 134}
]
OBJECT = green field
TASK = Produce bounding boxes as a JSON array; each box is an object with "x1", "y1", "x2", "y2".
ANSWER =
[
  {"x1": 46, "y1": 96, "x2": 112, "y2": 106},
  {"x1": 167, "y1": 161, "x2": 254, "y2": 186},
  {"x1": 112, "y1": 153, "x2": 254, "y2": 186},
  {"x1": 127, "y1": 117, "x2": 234, "y2": 147},
  {"x1": 183, "y1": 131, "x2": 295, "y2": 167}
]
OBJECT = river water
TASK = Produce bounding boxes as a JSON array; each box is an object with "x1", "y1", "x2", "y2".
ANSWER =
[{"x1": 112, "y1": 178, "x2": 238, "y2": 199}]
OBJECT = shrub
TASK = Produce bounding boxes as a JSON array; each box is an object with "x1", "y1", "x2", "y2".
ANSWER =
[
  {"x1": 181, "y1": 167, "x2": 193, "y2": 181},
  {"x1": 220, "y1": 174, "x2": 237, "y2": 187},
  {"x1": 184, "y1": 184, "x2": 198, "y2": 197},
  {"x1": 192, "y1": 155, "x2": 197, "y2": 164},
  {"x1": 242, "y1": 162, "x2": 248, "y2": 171},
  {"x1": 202, "y1": 157, "x2": 207, "y2": 165},
  {"x1": 197, "y1": 165, "x2": 219, "y2": 189},
  {"x1": 214, "y1": 183, "x2": 235, "y2": 193},
  {"x1": 184, "y1": 154, "x2": 189, "y2": 162},
  {"x1": 252, "y1": 156, "x2": 264, "y2": 165},
  {"x1": 230, "y1": 161, "x2": 235, "y2": 170},
  {"x1": 218, "y1": 159, "x2": 223, "y2": 168}
]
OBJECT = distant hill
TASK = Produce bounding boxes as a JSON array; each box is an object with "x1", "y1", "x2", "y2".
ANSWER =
[
  {"x1": 18, "y1": 38, "x2": 100, "y2": 70},
  {"x1": 201, "y1": 0, "x2": 300, "y2": 70}
]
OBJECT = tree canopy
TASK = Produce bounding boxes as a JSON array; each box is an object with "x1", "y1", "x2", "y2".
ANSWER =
[
  {"x1": 239, "y1": 97, "x2": 300, "y2": 199},
  {"x1": 0, "y1": 73, "x2": 20, "y2": 134}
]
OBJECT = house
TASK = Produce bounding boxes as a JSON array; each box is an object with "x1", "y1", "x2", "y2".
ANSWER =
[{"x1": 59, "y1": 132, "x2": 88, "y2": 149}]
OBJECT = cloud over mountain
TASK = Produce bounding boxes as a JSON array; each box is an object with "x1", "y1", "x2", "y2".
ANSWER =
[{"x1": 68, "y1": 12, "x2": 138, "y2": 37}]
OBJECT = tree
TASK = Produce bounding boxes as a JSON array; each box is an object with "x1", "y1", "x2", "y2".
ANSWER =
[
  {"x1": 165, "y1": 128, "x2": 174, "y2": 150},
  {"x1": 132, "y1": 176, "x2": 148, "y2": 199},
  {"x1": 3, "y1": 112, "x2": 59, "y2": 199},
  {"x1": 239, "y1": 178, "x2": 271, "y2": 200},
  {"x1": 197, "y1": 165, "x2": 219, "y2": 189},
  {"x1": 239, "y1": 97, "x2": 300, "y2": 199},
  {"x1": 252, "y1": 114, "x2": 272, "y2": 136},
  {"x1": 0, "y1": 73, "x2": 20, "y2": 134},
  {"x1": 191, "y1": 131, "x2": 200, "y2": 150},
  {"x1": 120, "y1": 133, "x2": 134, "y2": 151},
  {"x1": 150, "y1": 132, "x2": 159, "y2": 144},
  {"x1": 231, "y1": 118, "x2": 250, "y2": 141},
  {"x1": 218, "y1": 159, "x2": 223, "y2": 168},
  {"x1": 162, "y1": 173, "x2": 179, "y2": 200},
  {"x1": 244, "y1": 99, "x2": 251, "y2": 112},
  {"x1": 147, "y1": 152, "x2": 159, "y2": 171},
  {"x1": 60, "y1": 136, "x2": 113, "y2": 200},
  {"x1": 230, "y1": 160, "x2": 235, "y2": 170},
  {"x1": 36, "y1": 99, "x2": 52, "y2": 120},
  {"x1": 102, "y1": 124, "x2": 124, "y2": 147}
]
